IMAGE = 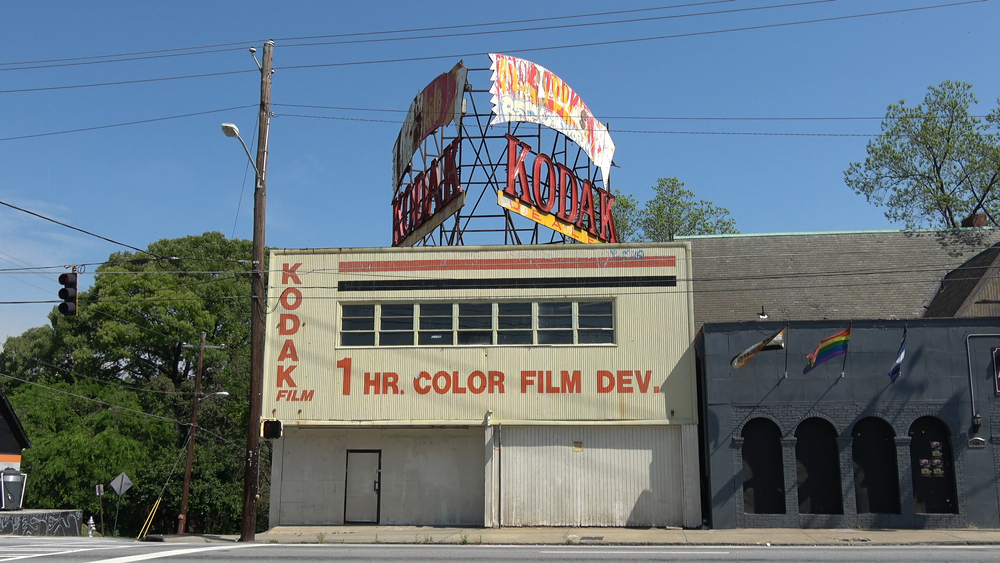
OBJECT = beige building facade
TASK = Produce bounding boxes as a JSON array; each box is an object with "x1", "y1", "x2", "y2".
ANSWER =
[{"x1": 264, "y1": 243, "x2": 701, "y2": 527}]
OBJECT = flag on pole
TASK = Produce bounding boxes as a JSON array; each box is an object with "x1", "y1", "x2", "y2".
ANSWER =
[
  {"x1": 732, "y1": 327, "x2": 786, "y2": 369},
  {"x1": 803, "y1": 326, "x2": 851, "y2": 374},
  {"x1": 889, "y1": 327, "x2": 906, "y2": 382}
]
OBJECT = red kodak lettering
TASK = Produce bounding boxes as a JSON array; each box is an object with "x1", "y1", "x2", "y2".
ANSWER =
[
  {"x1": 280, "y1": 287, "x2": 303, "y2": 310},
  {"x1": 278, "y1": 314, "x2": 300, "y2": 335},
  {"x1": 277, "y1": 365, "x2": 298, "y2": 388},
  {"x1": 282, "y1": 263, "x2": 303, "y2": 285},
  {"x1": 576, "y1": 180, "x2": 598, "y2": 235},
  {"x1": 597, "y1": 188, "x2": 618, "y2": 243},
  {"x1": 531, "y1": 153, "x2": 557, "y2": 212},
  {"x1": 299, "y1": 390, "x2": 315, "y2": 401},
  {"x1": 276, "y1": 389, "x2": 288, "y2": 401},
  {"x1": 505, "y1": 134, "x2": 533, "y2": 204},
  {"x1": 277, "y1": 339, "x2": 299, "y2": 362},
  {"x1": 556, "y1": 163, "x2": 579, "y2": 222}
]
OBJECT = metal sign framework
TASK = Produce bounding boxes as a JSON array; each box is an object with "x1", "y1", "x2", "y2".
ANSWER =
[{"x1": 393, "y1": 68, "x2": 611, "y2": 247}]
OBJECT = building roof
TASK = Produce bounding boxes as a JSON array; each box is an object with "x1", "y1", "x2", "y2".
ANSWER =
[
  {"x1": 0, "y1": 385, "x2": 29, "y2": 454},
  {"x1": 680, "y1": 228, "x2": 1000, "y2": 328},
  {"x1": 924, "y1": 241, "x2": 1000, "y2": 318}
]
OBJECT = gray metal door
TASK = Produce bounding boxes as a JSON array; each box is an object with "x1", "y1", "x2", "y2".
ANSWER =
[{"x1": 344, "y1": 450, "x2": 381, "y2": 523}]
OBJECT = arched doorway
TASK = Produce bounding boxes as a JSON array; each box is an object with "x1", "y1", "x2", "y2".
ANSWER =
[
  {"x1": 852, "y1": 417, "x2": 900, "y2": 514},
  {"x1": 909, "y1": 416, "x2": 958, "y2": 514},
  {"x1": 795, "y1": 417, "x2": 843, "y2": 514},
  {"x1": 742, "y1": 418, "x2": 785, "y2": 514}
]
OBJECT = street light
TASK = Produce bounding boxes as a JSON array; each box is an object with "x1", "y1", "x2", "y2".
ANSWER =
[
  {"x1": 177, "y1": 332, "x2": 227, "y2": 534},
  {"x1": 220, "y1": 123, "x2": 259, "y2": 178}
]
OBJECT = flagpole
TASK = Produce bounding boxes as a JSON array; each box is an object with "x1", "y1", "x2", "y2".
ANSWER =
[
  {"x1": 783, "y1": 324, "x2": 789, "y2": 379},
  {"x1": 841, "y1": 321, "x2": 852, "y2": 378}
]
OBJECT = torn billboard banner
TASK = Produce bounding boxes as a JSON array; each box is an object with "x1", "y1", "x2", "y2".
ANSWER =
[
  {"x1": 391, "y1": 61, "x2": 468, "y2": 190},
  {"x1": 488, "y1": 53, "x2": 616, "y2": 187}
]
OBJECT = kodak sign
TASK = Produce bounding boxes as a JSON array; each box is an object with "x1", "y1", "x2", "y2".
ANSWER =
[{"x1": 500, "y1": 134, "x2": 618, "y2": 244}]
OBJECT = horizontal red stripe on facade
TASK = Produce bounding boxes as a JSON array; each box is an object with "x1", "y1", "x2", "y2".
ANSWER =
[{"x1": 339, "y1": 256, "x2": 676, "y2": 273}]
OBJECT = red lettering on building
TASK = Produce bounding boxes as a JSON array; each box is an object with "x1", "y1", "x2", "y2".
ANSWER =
[
  {"x1": 282, "y1": 263, "x2": 302, "y2": 285},
  {"x1": 597, "y1": 370, "x2": 615, "y2": 393},
  {"x1": 560, "y1": 370, "x2": 581, "y2": 394},
  {"x1": 276, "y1": 365, "x2": 298, "y2": 388},
  {"x1": 279, "y1": 287, "x2": 303, "y2": 310},
  {"x1": 489, "y1": 371, "x2": 505, "y2": 393},
  {"x1": 617, "y1": 370, "x2": 634, "y2": 393},
  {"x1": 278, "y1": 314, "x2": 300, "y2": 335},
  {"x1": 392, "y1": 138, "x2": 463, "y2": 246},
  {"x1": 277, "y1": 340, "x2": 298, "y2": 362},
  {"x1": 504, "y1": 134, "x2": 618, "y2": 243},
  {"x1": 336, "y1": 358, "x2": 352, "y2": 395},
  {"x1": 635, "y1": 370, "x2": 652, "y2": 393},
  {"x1": 364, "y1": 372, "x2": 380, "y2": 395},
  {"x1": 469, "y1": 371, "x2": 487, "y2": 394}
]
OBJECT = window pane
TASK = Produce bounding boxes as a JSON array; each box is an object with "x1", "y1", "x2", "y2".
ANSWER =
[
  {"x1": 498, "y1": 330, "x2": 533, "y2": 345},
  {"x1": 419, "y1": 331, "x2": 453, "y2": 345},
  {"x1": 379, "y1": 331, "x2": 413, "y2": 346},
  {"x1": 578, "y1": 315, "x2": 613, "y2": 329},
  {"x1": 538, "y1": 302, "x2": 572, "y2": 315},
  {"x1": 458, "y1": 331, "x2": 492, "y2": 345},
  {"x1": 538, "y1": 315, "x2": 571, "y2": 329},
  {"x1": 538, "y1": 330, "x2": 573, "y2": 344},
  {"x1": 498, "y1": 302, "x2": 531, "y2": 316},
  {"x1": 382, "y1": 304, "x2": 414, "y2": 317},
  {"x1": 343, "y1": 304, "x2": 374, "y2": 318},
  {"x1": 578, "y1": 329, "x2": 614, "y2": 344},
  {"x1": 579, "y1": 302, "x2": 612, "y2": 315},
  {"x1": 420, "y1": 316, "x2": 453, "y2": 330},
  {"x1": 342, "y1": 317, "x2": 375, "y2": 331},
  {"x1": 380, "y1": 316, "x2": 413, "y2": 330},
  {"x1": 459, "y1": 303, "x2": 491, "y2": 316},
  {"x1": 341, "y1": 332, "x2": 374, "y2": 346},
  {"x1": 498, "y1": 316, "x2": 531, "y2": 329},
  {"x1": 420, "y1": 303, "x2": 452, "y2": 316},
  {"x1": 459, "y1": 316, "x2": 492, "y2": 329}
]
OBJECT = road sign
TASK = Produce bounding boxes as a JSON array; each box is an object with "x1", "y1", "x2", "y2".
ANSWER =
[
  {"x1": 110, "y1": 472, "x2": 132, "y2": 496},
  {"x1": 95, "y1": 484, "x2": 104, "y2": 497}
]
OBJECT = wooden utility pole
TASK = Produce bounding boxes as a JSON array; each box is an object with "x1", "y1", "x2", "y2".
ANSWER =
[
  {"x1": 177, "y1": 331, "x2": 205, "y2": 534},
  {"x1": 240, "y1": 39, "x2": 273, "y2": 542}
]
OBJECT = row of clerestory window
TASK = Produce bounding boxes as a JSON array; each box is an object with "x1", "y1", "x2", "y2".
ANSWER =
[{"x1": 340, "y1": 301, "x2": 614, "y2": 347}]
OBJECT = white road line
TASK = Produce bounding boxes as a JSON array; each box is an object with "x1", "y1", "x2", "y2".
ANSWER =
[
  {"x1": 92, "y1": 544, "x2": 258, "y2": 563},
  {"x1": 0, "y1": 546, "x2": 130, "y2": 561},
  {"x1": 540, "y1": 551, "x2": 731, "y2": 555}
]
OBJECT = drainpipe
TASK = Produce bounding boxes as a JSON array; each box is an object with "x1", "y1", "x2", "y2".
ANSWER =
[{"x1": 964, "y1": 334, "x2": 998, "y2": 434}]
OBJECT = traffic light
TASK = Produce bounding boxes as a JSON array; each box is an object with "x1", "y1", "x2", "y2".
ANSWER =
[
  {"x1": 57, "y1": 272, "x2": 78, "y2": 316},
  {"x1": 262, "y1": 420, "x2": 282, "y2": 440}
]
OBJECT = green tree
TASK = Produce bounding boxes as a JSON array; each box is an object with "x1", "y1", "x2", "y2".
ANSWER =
[
  {"x1": 845, "y1": 80, "x2": 1000, "y2": 229},
  {"x1": 0, "y1": 232, "x2": 268, "y2": 536},
  {"x1": 614, "y1": 178, "x2": 738, "y2": 242}
]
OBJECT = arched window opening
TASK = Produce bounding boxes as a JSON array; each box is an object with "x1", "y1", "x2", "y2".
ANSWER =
[
  {"x1": 852, "y1": 417, "x2": 900, "y2": 514},
  {"x1": 909, "y1": 417, "x2": 958, "y2": 514},
  {"x1": 795, "y1": 417, "x2": 843, "y2": 514},
  {"x1": 741, "y1": 418, "x2": 785, "y2": 514}
]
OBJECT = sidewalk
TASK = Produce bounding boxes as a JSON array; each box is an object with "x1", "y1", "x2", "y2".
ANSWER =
[{"x1": 164, "y1": 526, "x2": 1000, "y2": 546}]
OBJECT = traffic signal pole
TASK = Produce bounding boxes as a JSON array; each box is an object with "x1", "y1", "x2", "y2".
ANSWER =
[{"x1": 240, "y1": 40, "x2": 272, "y2": 542}]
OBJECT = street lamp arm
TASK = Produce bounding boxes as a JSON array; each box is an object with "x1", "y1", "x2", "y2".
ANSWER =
[{"x1": 221, "y1": 123, "x2": 260, "y2": 177}]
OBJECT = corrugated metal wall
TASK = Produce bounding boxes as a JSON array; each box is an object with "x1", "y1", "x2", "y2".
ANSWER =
[
  {"x1": 498, "y1": 425, "x2": 699, "y2": 527},
  {"x1": 263, "y1": 243, "x2": 697, "y2": 425}
]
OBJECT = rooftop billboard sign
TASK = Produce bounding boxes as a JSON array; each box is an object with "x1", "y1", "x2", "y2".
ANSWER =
[{"x1": 488, "y1": 53, "x2": 616, "y2": 187}]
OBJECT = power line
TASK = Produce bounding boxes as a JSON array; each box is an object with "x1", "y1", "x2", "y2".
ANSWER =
[
  {"x1": 281, "y1": 1, "x2": 985, "y2": 71},
  {"x1": 0, "y1": 1, "x2": 731, "y2": 69},
  {"x1": 0, "y1": 69, "x2": 255, "y2": 95},
  {"x1": 0, "y1": 371, "x2": 235, "y2": 444},
  {"x1": 278, "y1": 0, "x2": 834, "y2": 49},
  {"x1": 0, "y1": 105, "x2": 257, "y2": 143},
  {"x1": 0, "y1": 199, "x2": 157, "y2": 257},
  {"x1": 0, "y1": 46, "x2": 249, "y2": 73}
]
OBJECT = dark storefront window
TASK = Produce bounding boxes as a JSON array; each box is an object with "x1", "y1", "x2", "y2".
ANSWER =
[
  {"x1": 537, "y1": 302, "x2": 573, "y2": 344},
  {"x1": 379, "y1": 304, "x2": 414, "y2": 346},
  {"x1": 852, "y1": 417, "x2": 900, "y2": 514},
  {"x1": 458, "y1": 303, "x2": 493, "y2": 345},
  {"x1": 795, "y1": 418, "x2": 843, "y2": 515},
  {"x1": 497, "y1": 302, "x2": 533, "y2": 344},
  {"x1": 909, "y1": 417, "x2": 958, "y2": 514},
  {"x1": 419, "y1": 303, "x2": 454, "y2": 345},
  {"x1": 742, "y1": 418, "x2": 785, "y2": 514}
]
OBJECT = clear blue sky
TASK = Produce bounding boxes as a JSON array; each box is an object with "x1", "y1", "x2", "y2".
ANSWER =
[{"x1": 1, "y1": 0, "x2": 998, "y2": 343}]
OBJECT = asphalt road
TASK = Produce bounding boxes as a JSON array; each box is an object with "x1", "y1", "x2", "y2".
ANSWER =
[{"x1": 2, "y1": 538, "x2": 1000, "y2": 562}]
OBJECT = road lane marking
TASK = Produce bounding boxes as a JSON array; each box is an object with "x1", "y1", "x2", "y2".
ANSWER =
[
  {"x1": 92, "y1": 544, "x2": 257, "y2": 563},
  {"x1": 0, "y1": 546, "x2": 130, "y2": 561}
]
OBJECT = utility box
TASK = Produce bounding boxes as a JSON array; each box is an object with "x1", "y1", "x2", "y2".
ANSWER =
[{"x1": 1, "y1": 468, "x2": 26, "y2": 510}]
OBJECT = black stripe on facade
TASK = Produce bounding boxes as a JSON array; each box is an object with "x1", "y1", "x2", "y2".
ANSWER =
[{"x1": 338, "y1": 276, "x2": 678, "y2": 292}]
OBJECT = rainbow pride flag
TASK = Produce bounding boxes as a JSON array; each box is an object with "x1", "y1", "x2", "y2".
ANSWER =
[{"x1": 803, "y1": 327, "x2": 851, "y2": 374}]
